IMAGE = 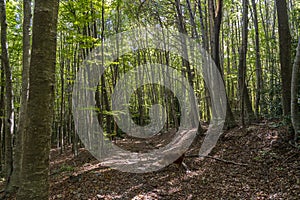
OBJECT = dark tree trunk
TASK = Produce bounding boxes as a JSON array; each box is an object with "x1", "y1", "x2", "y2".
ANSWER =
[
  {"x1": 0, "y1": 0, "x2": 14, "y2": 191},
  {"x1": 251, "y1": 0, "x2": 263, "y2": 118},
  {"x1": 275, "y1": 0, "x2": 292, "y2": 117},
  {"x1": 208, "y1": 0, "x2": 237, "y2": 129},
  {"x1": 175, "y1": 0, "x2": 204, "y2": 134},
  {"x1": 238, "y1": 0, "x2": 255, "y2": 125}
]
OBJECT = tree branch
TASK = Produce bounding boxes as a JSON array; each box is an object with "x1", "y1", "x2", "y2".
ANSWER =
[{"x1": 186, "y1": 154, "x2": 249, "y2": 166}]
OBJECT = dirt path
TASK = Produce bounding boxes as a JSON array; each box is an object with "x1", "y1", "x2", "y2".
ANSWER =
[{"x1": 49, "y1": 121, "x2": 300, "y2": 199}]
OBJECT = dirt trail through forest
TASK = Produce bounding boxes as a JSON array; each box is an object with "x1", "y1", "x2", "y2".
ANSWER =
[{"x1": 46, "y1": 121, "x2": 300, "y2": 199}]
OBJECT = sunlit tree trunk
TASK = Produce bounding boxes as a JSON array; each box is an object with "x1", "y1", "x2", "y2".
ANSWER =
[
  {"x1": 8, "y1": 0, "x2": 32, "y2": 193},
  {"x1": 59, "y1": 34, "x2": 65, "y2": 154},
  {"x1": 17, "y1": 0, "x2": 59, "y2": 199}
]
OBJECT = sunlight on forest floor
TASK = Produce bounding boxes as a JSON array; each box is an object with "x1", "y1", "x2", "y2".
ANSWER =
[
  {"x1": 1, "y1": 120, "x2": 299, "y2": 199},
  {"x1": 46, "y1": 120, "x2": 300, "y2": 199}
]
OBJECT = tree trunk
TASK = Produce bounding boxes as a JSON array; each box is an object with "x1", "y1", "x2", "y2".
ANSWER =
[
  {"x1": 0, "y1": 64, "x2": 4, "y2": 172},
  {"x1": 197, "y1": 0, "x2": 208, "y2": 51},
  {"x1": 238, "y1": 0, "x2": 255, "y2": 125},
  {"x1": 197, "y1": 0, "x2": 211, "y2": 122},
  {"x1": 275, "y1": 0, "x2": 292, "y2": 117},
  {"x1": 59, "y1": 39, "x2": 65, "y2": 153},
  {"x1": 8, "y1": 0, "x2": 32, "y2": 193},
  {"x1": 251, "y1": 0, "x2": 263, "y2": 118},
  {"x1": 291, "y1": 38, "x2": 300, "y2": 143},
  {"x1": 17, "y1": 0, "x2": 59, "y2": 199},
  {"x1": 0, "y1": 0, "x2": 14, "y2": 190},
  {"x1": 175, "y1": 0, "x2": 203, "y2": 134},
  {"x1": 208, "y1": 0, "x2": 236, "y2": 129}
]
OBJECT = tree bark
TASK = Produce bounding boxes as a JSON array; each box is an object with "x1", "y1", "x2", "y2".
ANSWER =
[
  {"x1": 0, "y1": 0, "x2": 14, "y2": 190},
  {"x1": 275, "y1": 0, "x2": 292, "y2": 117},
  {"x1": 0, "y1": 64, "x2": 4, "y2": 172},
  {"x1": 238, "y1": 0, "x2": 255, "y2": 125},
  {"x1": 59, "y1": 37, "x2": 65, "y2": 154},
  {"x1": 291, "y1": 38, "x2": 300, "y2": 143},
  {"x1": 9, "y1": 0, "x2": 32, "y2": 193},
  {"x1": 175, "y1": 0, "x2": 204, "y2": 134},
  {"x1": 251, "y1": 0, "x2": 263, "y2": 118},
  {"x1": 17, "y1": 0, "x2": 59, "y2": 199},
  {"x1": 208, "y1": 0, "x2": 237, "y2": 129},
  {"x1": 197, "y1": 0, "x2": 209, "y2": 51}
]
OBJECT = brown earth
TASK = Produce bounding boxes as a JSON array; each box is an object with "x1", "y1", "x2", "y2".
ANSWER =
[
  {"x1": 1, "y1": 120, "x2": 299, "y2": 199},
  {"x1": 49, "y1": 121, "x2": 300, "y2": 199}
]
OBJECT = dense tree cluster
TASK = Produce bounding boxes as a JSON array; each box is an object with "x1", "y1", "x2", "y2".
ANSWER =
[{"x1": 0, "y1": 0, "x2": 299, "y2": 199}]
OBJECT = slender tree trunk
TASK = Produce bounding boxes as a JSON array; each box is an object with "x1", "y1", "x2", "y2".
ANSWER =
[
  {"x1": 175, "y1": 0, "x2": 203, "y2": 134},
  {"x1": 101, "y1": 0, "x2": 112, "y2": 135},
  {"x1": 251, "y1": 0, "x2": 263, "y2": 118},
  {"x1": 187, "y1": 0, "x2": 211, "y2": 125},
  {"x1": 238, "y1": 0, "x2": 255, "y2": 125},
  {"x1": 208, "y1": 0, "x2": 236, "y2": 129},
  {"x1": 59, "y1": 37, "x2": 65, "y2": 153},
  {"x1": 291, "y1": 38, "x2": 300, "y2": 143},
  {"x1": 197, "y1": 0, "x2": 208, "y2": 51},
  {"x1": 186, "y1": 0, "x2": 198, "y2": 39},
  {"x1": 71, "y1": 45, "x2": 79, "y2": 156},
  {"x1": 8, "y1": 0, "x2": 31, "y2": 193},
  {"x1": 275, "y1": 0, "x2": 292, "y2": 117},
  {"x1": 197, "y1": 0, "x2": 211, "y2": 122},
  {"x1": 17, "y1": 0, "x2": 59, "y2": 199},
  {"x1": 0, "y1": 0, "x2": 14, "y2": 190},
  {"x1": 0, "y1": 65, "x2": 4, "y2": 172},
  {"x1": 238, "y1": 0, "x2": 246, "y2": 125}
]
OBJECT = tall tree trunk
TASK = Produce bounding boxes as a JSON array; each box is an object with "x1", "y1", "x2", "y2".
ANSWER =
[
  {"x1": 251, "y1": 0, "x2": 263, "y2": 118},
  {"x1": 17, "y1": 0, "x2": 59, "y2": 199},
  {"x1": 197, "y1": 0, "x2": 208, "y2": 51},
  {"x1": 59, "y1": 37, "x2": 65, "y2": 153},
  {"x1": 175, "y1": 0, "x2": 203, "y2": 134},
  {"x1": 238, "y1": 0, "x2": 255, "y2": 125},
  {"x1": 72, "y1": 45, "x2": 79, "y2": 156},
  {"x1": 291, "y1": 38, "x2": 300, "y2": 143},
  {"x1": 197, "y1": 0, "x2": 211, "y2": 122},
  {"x1": 97, "y1": 0, "x2": 112, "y2": 135},
  {"x1": 275, "y1": 0, "x2": 292, "y2": 117},
  {"x1": 208, "y1": 0, "x2": 236, "y2": 129},
  {"x1": 0, "y1": 0, "x2": 14, "y2": 190},
  {"x1": 8, "y1": 0, "x2": 31, "y2": 193},
  {"x1": 0, "y1": 64, "x2": 4, "y2": 172}
]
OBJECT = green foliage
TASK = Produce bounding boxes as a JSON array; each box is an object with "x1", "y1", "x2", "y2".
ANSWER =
[
  {"x1": 60, "y1": 164, "x2": 74, "y2": 172},
  {"x1": 103, "y1": 131, "x2": 117, "y2": 140},
  {"x1": 3, "y1": 0, "x2": 299, "y2": 149}
]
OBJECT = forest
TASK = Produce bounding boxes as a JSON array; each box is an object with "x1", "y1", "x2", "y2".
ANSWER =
[{"x1": 0, "y1": 0, "x2": 299, "y2": 199}]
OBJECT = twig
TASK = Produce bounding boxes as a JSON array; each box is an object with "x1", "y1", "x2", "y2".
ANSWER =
[
  {"x1": 288, "y1": 140, "x2": 300, "y2": 150},
  {"x1": 187, "y1": 154, "x2": 248, "y2": 166},
  {"x1": 282, "y1": 153, "x2": 297, "y2": 164},
  {"x1": 202, "y1": 155, "x2": 248, "y2": 166}
]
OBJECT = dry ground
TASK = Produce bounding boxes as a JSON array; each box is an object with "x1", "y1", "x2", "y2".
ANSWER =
[
  {"x1": 48, "y1": 121, "x2": 300, "y2": 199},
  {"x1": 1, "y1": 120, "x2": 299, "y2": 199}
]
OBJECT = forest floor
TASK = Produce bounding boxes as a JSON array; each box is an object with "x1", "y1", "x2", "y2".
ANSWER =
[{"x1": 3, "y1": 120, "x2": 300, "y2": 199}]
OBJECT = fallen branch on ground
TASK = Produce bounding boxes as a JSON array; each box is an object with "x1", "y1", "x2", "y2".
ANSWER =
[{"x1": 186, "y1": 154, "x2": 249, "y2": 166}]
